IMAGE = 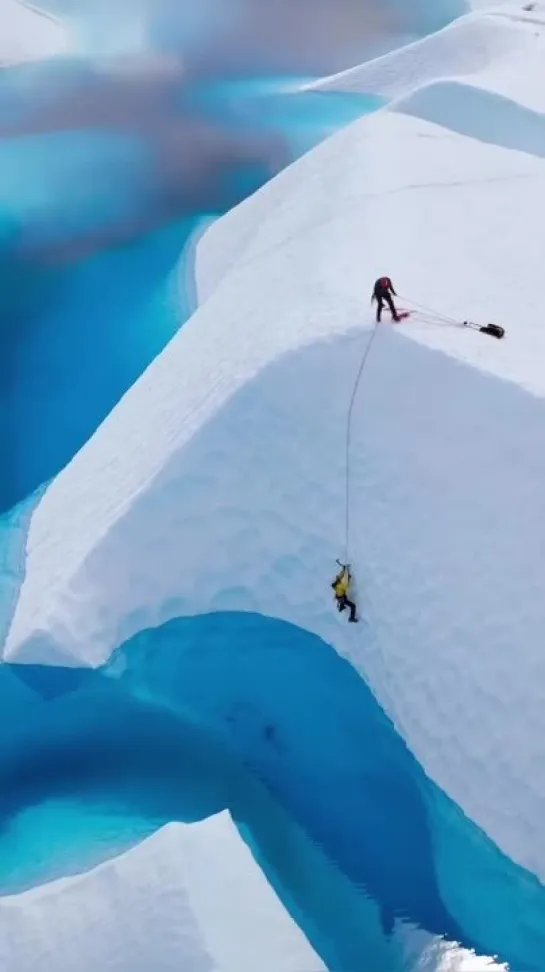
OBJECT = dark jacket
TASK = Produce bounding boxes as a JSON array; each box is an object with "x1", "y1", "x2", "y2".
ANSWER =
[{"x1": 373, "y1": 277, "x2": 396, "y2": 300}]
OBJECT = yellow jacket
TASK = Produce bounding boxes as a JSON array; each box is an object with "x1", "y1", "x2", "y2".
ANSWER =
[{"x1": 333, "y1": 567, "x2": 350, "y2": 597}]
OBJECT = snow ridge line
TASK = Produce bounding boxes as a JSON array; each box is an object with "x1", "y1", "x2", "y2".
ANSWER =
[{"x1": 303, "y1": 11, "x2": 521, "y2": 97}]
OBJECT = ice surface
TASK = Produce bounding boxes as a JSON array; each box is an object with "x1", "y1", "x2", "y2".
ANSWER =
[
  {"x1": 308, "y1": 8, "x2": 545, "y2": 110},
  {"x1": 0, "y1": 812, "x2": 325, "y2": 972},
  {"x1": 6, "y1": 0, "x2": 545, "y2": 861},
  {"x1": 0, "y1": 609, "x2": 532, "y2": 966},
  {"x1": 0, "y1": 0, "x2": 68, "y2": 64},
  {"x1": 3, "y1": 1, "x2": 545, "y2": 967}
]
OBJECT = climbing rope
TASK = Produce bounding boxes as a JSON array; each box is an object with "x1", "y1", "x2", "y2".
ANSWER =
[
  {"x1": 342, "y1": 299, "x2": 449, "y2": 563},
  {"x1": 343, "y1": 317, "x2": 381, "y2": 564},
  {"x1": 398, "y1": 296, "x2": 505, "y2": 339},
  {"x1": 341, "y1": 293, "x2": 504, "y2": 564},
  {"x1": 397, "y1": 296, "x2": 460, "y2": 326}
]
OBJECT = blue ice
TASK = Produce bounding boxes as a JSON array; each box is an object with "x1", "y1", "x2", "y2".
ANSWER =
[
  {"x1": 1, "y1": 66, "x2": 380, "y2": 514},
  {"x1": 2, "y1": 612, "x2": 544, "y2": 970}
]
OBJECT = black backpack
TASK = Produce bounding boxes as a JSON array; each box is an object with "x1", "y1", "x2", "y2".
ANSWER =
[{"x1": 479, "y1": 324, "x2": 505, "y2": 339}]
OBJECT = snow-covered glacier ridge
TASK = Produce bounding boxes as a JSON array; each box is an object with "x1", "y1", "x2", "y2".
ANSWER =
[
  {"x1": 1, "y1": 0, "x2": 462, "y2": 516},
  {"x1": 3, "y1": 1, "x2": 545, "y2": 969}
]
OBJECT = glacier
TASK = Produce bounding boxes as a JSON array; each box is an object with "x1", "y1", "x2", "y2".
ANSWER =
[
  {"x1": 2, "y1": 0, "x2": 545, "y2": 969},
  {"x1": 0, "y1": 813, "x2": 327, "y2": 972},
  {"x1": 0, "y1": 41, "x2": 375, "y2": 514},
  {"x1": 1, "y1": 0, "x2": 465, "y2": 515},
  {"x1": 0, "y1": 0, "x2": 68, "y2": 65}
]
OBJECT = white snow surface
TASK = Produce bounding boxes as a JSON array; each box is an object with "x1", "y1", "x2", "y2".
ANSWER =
[
  {"x1": 0, "y1": 812, "x2": 325, "y2": 972},
  {"x1": 0, "y1": 0, "x2": 68, "y2": 64},
  {"x1": 309, "y1": 8, "x2": 545, "y2": 113},
  {"x1": 4, "y1": 0, "x2": 545, "y2": 946}
]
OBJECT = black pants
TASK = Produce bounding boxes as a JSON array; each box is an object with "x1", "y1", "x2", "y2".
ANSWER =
[
  {"x1": 376, "y1": 292, "x2": 398, "y2": 322},
  {"x1": 336, "y1": 594, "x2": 357, "y2": 621}
]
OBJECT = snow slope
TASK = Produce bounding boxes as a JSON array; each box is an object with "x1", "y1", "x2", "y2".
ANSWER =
[
  {"x1": 0, "y1": 0, "x2": 68, "y2": 64},
  {"x1": 308, "y1": 8, "x2": 545, "y2": 113},
  {"x1": 3, "y1": 2, "x2": 545, "y2": 968},
  {"x1": 0, "y1": 812, "x2": 325, "y2": 972}
]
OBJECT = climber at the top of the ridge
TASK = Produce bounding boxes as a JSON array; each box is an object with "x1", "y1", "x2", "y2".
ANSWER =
[
  {"x1": 371, "y1": 276, "x2": 399, "y2": 323},
  {"x1": 373, "y1": 276, "x2": 396, "y2": 296}
]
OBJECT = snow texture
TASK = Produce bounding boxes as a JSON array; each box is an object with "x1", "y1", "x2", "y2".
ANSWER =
[
  {"x1": 3, "y1": 0, "x2": 545, "y2": 967},
  {"x1": 0, "y1": 811, "x2": 325, "y2": 972},
  {"x1": 0, "y1": 0, "x2": 68, "y2": 65}
]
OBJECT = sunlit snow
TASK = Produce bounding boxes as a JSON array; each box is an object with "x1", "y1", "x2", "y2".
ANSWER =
[{"x1": 2, "y1": 0, "x2": 544, "y2": 969}]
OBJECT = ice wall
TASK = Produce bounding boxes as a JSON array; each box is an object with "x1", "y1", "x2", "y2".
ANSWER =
[
  {"x1": 0, "y1": 814, "x2": 326, "y2": 972},
  {"x1": 2, "y1": 6, "x2": 544, "y2": 969}
]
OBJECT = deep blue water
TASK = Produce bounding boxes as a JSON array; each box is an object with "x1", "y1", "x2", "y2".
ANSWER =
[
  {"x1": 2, "y1": 215, "x2": 204, "y2": 510},
  {"x1": 2, "y1": 612, "x2": 545, "y2": 969},
  {"x1": 0, "y1": 61, "x2": 379, "y2": 513},
  {"x1": 0, "y1": 0, "x2": 467, "y2": 514},
  {"x1": 0, "y1": 486, "x2": 47, "y2": 648}
]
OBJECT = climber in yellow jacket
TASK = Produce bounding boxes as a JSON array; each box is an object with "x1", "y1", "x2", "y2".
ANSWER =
[{"x1": 332, "y1": 563, "x2": 358, "y2": 623}]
